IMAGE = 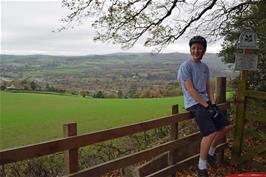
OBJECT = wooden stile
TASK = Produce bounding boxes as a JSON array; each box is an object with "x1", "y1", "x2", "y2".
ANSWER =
[
  {"x1": 146, "y1": 143, "x2": 227, "y2": 177},
  {"x1": 64, "y1": 133, "x2": 202, "y2": 177}
]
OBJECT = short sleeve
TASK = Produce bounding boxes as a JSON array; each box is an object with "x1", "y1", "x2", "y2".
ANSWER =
[
  {"x1": 177, "y1": 63, "x2": 192, "y2": 81},
  {"x1": 205, "y1": 64, "x2": 210, "y2": 80}
]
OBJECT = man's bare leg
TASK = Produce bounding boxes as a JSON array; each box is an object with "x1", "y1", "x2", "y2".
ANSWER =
[
  {"x1": 205, "y1": 125, "x2": 234, "y2": 168},
  {"x1": 200, "y1": 132, "x2": 217, "y2": 160},
  {"x1": 210, "y1": 124, "x2": 234, "y2": 148},
  {"x1": 197, "y1": 132, "x2": 217, "y2": 177}
]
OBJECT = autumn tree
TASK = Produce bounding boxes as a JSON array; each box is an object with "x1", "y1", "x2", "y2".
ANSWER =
[
  {"x1": 117, "y1": 89, "x2": 123, "y2": 98},
  {"x1": 93, "y1": 90, "x2": 105, "y2": 98},
  {"x1": 60, "y1": 0, "x2": 260, "y2": 51},
  {"x1": 30, "y1": 81, "x2": 37, "y2": 91},
  {"x1": 79, "y1": 89, "x2": 87, "y2": 97},
  {"x1": 127, "y1": 84, "x2": 138, "y2": 98}
]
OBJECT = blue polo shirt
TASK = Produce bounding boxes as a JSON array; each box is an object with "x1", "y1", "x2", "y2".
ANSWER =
[{"x1": 177, "y1": 59, "x2": 210, "y2": 109}]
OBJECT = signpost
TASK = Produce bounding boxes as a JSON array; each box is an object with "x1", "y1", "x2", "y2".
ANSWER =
[
  {"x1": 235, "y1": 27, "x2": 259, "y2": 71},
  {"x1": 232, "y1": 28, "x2": 259, "y2": 161}
]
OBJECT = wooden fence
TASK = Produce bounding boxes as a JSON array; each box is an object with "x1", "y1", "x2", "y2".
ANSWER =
[
  {"x1": 0, "y1": 77, "x2": 228, "y2": 177},
  {"x1": 232, "y1": 75, "x2": 266, "y2": 162}
]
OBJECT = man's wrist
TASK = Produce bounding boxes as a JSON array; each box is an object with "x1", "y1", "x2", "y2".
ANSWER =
[
  {"x1": 203, "y1": 103, "x2": 209, "y2": 109},
  {"x1": 211, "y1": 103, "x2": 218, "y2": 109}
]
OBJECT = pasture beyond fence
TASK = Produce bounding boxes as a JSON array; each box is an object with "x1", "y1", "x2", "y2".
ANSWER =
[{"x1": 0, "y1": 77, "x2": 228, "y2": 177}]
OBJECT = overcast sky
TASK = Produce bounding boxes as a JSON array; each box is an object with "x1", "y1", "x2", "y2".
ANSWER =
[{"x1": 1, "y1": 0, "x2": 223, "y2": 56}]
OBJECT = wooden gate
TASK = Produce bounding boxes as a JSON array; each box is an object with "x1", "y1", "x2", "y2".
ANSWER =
[{"x1": 232, "y1": 71, "x2": 266, "y2": 169}]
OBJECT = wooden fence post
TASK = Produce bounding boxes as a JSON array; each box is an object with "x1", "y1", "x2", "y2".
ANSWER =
[
  {"x1": 63, "y1": 123, "x2": 79, "y2": 175},
  {"x1": 232, "y1": 47, "x2": 251, "y2": 161},
  {"x1": 215, "y1": 77, "x2": 227, "y2": 163},
  {"x1": 169, "y1": 104, "x2": 179, "y2": 177},
  {"x1": 171, "y1": 105, "x2": 179, "y2": 139},
  {"x1": 216, "y1": 77, "x2": 226, "y2": 104},
  {"x1": 232, "y1": 74, "x2": 247, "y2": 161}
]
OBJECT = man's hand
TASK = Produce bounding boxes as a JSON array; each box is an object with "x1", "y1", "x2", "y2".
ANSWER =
[
  {"x1": 211, "y1": 104, "x2": 218, "y2": 110},
  {"x1": 203, "y1": 104, "x2": 219, "y2": 118}
]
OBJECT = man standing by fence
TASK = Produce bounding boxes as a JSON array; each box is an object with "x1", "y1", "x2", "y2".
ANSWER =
[{"x1": 177, "y1": 36, "x2": 233, "y2": 177}]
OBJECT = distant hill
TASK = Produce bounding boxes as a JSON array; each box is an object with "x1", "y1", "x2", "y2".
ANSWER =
[
  {"x1": 105, "y1": 52, "x2": 230, "y2": 68},
  {"x1": 1, "y1": 52, "x2": 229, "y2": 68},
  {"x1": 0, "y1": 53, "x2": 238, "y2": 95}
]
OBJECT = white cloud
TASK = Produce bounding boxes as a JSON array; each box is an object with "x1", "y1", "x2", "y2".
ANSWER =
[{"x1": 1, "y1": 1, "x2": 222, "y2": 55}]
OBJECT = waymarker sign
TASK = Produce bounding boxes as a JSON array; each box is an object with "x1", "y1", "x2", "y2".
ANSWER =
[{"x1": 235, "y1": 28, "x2": 259, "y2": 71}]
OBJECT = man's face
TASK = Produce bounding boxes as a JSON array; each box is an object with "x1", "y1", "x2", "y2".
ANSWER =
[{"x1": 190, "y1": 43, "x2": 205, "y2": 62}]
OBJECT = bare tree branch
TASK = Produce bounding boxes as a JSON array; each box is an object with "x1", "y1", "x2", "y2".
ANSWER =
[
  {"x1": 174, "y1": 0, "x2": 217, "y2": 40},
  {"x1": 59, "y1": 0, "x2": 261, "y2": 52}
]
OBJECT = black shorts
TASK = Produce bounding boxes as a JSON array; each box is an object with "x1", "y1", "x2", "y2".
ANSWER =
[{"x1": 186, "y1": 102, "x2": 229, "y2": 136}]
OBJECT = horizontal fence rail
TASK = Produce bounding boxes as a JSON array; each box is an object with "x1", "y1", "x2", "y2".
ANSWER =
[{"x1": 246, "y1": 90, "x2": 266, "y2": 100}]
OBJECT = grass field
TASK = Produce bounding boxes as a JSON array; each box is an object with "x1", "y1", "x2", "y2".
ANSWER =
[{"x1": 0, "y1": 91, "x2": 185, "y2": 149}]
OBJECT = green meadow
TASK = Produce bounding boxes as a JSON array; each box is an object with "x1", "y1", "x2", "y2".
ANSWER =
[{"x1": 0, "y1": 92, "x2": 185, "y2": 149}]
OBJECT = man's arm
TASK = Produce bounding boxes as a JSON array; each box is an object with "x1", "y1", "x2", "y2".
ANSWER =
[
  {"x1": 184, "y1": 80, "x2": 209, "y2": 108},
  {"x1": 206, "y1": 79, "x2": 215, "y2": 105}
]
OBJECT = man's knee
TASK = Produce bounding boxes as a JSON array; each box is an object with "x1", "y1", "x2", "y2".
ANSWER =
[
  {"x1": 223, "y1": 124, "x2": 234, "y2": 132},
  {"x1": 219, "y1": 124, "x2": 233, "y2": 134},
  {"x1": 226, "y1": 124, "x2": 234, "y2": 130},
  {"x1": 205, "y1": 131, "x2": 217, "y2": 139}
]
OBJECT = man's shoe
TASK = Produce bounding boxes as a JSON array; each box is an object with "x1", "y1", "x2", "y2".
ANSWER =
[
  {"x1": 207, "y1": 154, "x2": 218, "y2": 168},
  {"x1": 197, "y1": 168, "x2": 209, "y2": 177}
]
